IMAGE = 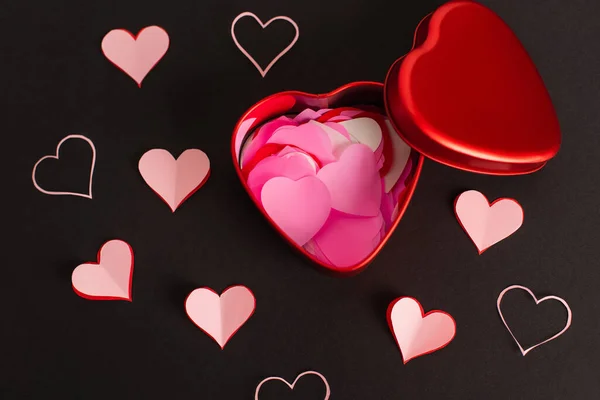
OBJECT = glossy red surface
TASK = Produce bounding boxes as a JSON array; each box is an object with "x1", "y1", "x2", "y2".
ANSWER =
[{"x1": 385, "y1": 0, "x2": 561, "y2": 175}]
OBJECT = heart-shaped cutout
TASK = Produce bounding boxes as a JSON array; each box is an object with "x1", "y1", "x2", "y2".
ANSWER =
[
  {"x1": 255, "y1": 371, "x2": 331, "y2": 399},
  {"x1": 454, "y1": 190, "x2": 523, "y2": 254},
  {"x1": 185, "y1": 285, "x2": 256, "y2": 349},
  {"x1": 387, "y1": 297, "x2": 456, "y2": 363},
  {"x1": 32, "y1": 134, "x2": 96, "y2": 199},
  {"x1": 231, "y1": 12, "x2": 299, "y2": 77},
  {"x1": 385, "y1": 0, "x2": 560, "y2": 174},
  {"x1": 71, "y1": 239, "x2": 134, "y2": 301},
  {"x1": 102, "y1": 26, "x2": 169, "y2": 87},
  {"x1": 138, "y1": 149, "x2": 210, "y2": 212},
  {"x1": 497, "y1": 285, "x2": 572, "y2": 356}
]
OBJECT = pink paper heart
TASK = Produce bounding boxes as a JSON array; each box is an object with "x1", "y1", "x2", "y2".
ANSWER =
[
  {"x1": 138, "y1": 149, "x2": 210, "y2": 212},
  {"x1": 454, "y1": 190, "x2": 524, "y2": 254},
  {"x1": 387, "y1": 297, "x2": 456, "y2": 363},
  {"x1": 267, "y1": 123, "x2": 336, "y2": 164},
  {"x1": 255, "y1": 371, "x2": 331, "y2": 399},
  {"x1": 185, "y1": 286, "x2": 256, "y2": 349},
  {"x1": 317, "y1": 144, "x2": 382, "y2": 217},
  {"x1": 32, "y1": 134, "x2": 96, "y2": 199},
  {"x1": 261, "y1": 176, "x2": 331, "y2": 246},
  {"x1": 71, "y1": 239, "x2": 134, "y2": 301},
  {"x1": 101, "y1": 26, "x2": 169, "y2": 87},
  {"x1": 231, "y1": 12, "x2": 299, "y2": 77},
  {"x1": 497, "y1": 285, "x2": 572, "y2": 356}
]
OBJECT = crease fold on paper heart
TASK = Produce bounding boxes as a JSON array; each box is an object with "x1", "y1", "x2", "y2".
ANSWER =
[
  {"x1": 71, "y1": 239, "x2": 134, "y2": 301},
  {"x1": 32, "y1": 134, "x2": 96, "y2": 199},
  {"x1": 138, "y1": 149, "x2": 210, "y2": 212},
  {"x1": 454, "y1": 190, "x2": 523, "y2": 253},
  {"x1": 387, "y1": 297, "x2": 456, "y2": 363},
  {"x1": 101, "y1": 25, "x2": 169, "y2": 87},
  {"x1": 185, "y1": 286, "x2": 256, "y2": 349},
  {"x1": 497, "y1": 285, "x2": 572, "y2": 356},
  {"x1": 255, "y1": 371, "x2": 331, "y2": 400},
  {"x1": 231, "y1": 11, "x2": 299, "y2": 77}
]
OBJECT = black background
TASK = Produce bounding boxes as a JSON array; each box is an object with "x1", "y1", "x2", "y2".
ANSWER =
[{"x1": 2, "y1": 0, "x2": 599, "y2": 398}]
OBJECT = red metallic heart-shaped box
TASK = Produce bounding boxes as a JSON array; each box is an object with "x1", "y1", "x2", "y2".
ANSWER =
[{"x1": 231, "y1": 0, "x2": 561, "y2": 274}]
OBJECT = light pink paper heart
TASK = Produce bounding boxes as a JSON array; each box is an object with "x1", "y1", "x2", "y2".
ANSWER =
[
  {"x1": 138, "y1": 149, "x2": 210, "y2": 212},
  {"x1": 247, "y1": 154, "x2": 316, "y2": 199},
  {"x1": 255, "y1": 371, "x2": 331, "y2": 399},
  {"x1": 497, "y1": 285, "x2": 572, "y2": 356},
  {"x1": 317, "y1": 144, "x2": 382, "y2": 217},
  {"x1": 261, "y1": 176, "x2": 331, "y2": 246},
  {"x1": 231, "y1": 12, "x2": 299, "y2": 77},
  {"x1": 454, "y1": 190, "x2": 524, "y2": 254},
  {"x1": 71, "y1": 239, "x2": 134, "y2": 301},
  {"x1": 32, "y1": 134, "x2": 96, "y2": 199},
  {"x1": 101, "y1": 26, "x2": 169, "y2": 87},
  {"x1": 387, "y1": 297, "x2": 456, "y2": 364},
  {"x1": 185, "y1": 286, "x2": 256, "y2": 349}
]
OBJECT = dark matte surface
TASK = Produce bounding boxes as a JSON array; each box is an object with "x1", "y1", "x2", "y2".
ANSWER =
[{"x1": 2, "y1": 0, "x2": 599, "y2": 398}]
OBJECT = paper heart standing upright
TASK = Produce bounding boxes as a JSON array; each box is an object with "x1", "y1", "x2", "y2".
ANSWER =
[
  {"x1": 231, "y1": 12, "x2": 299, "y2": 77},
  {"x1": 102, "y1": 25, "x2": 169, "y2": 87},
  {"x1": 255, "y1": 371, "x2": 331, "y2": 399},
  {"x1": 454, "y1": 190, "x2": 524, "y2": 254}
]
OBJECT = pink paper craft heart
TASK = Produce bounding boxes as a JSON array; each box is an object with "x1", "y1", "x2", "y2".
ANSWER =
[
  {"x1": 497, "y1": 285, "x2": 572, "y2": 356},
  {"x1": 32, "y1": 134, "x2": 96, "y2": 199},
  {"x1": 185, "y1": 286, "x2": 256, "y2": 349},
  {"x1": 71, "y1": 239, "x2": 134, "y2": 301},
  {"x1": 261, "y1": 176, "x2": 331, "y2": 246},
  {"x1": 231, "y1": 12, "x2": 299, "y2": 77},
  {"x1": 101, "y1": 26, "x2": 169, "y2": 87},
  {"x1": 454, "y1": 190, "x2": 524, "y2": 254},
  {"x1": 387, "y1": 297, "x2": 456, "y2": 364},
  {"x1": 138, "y1": 149, "x2": 210, "y2": 212},
  {"x1": 317, "y1": 144, "x2": 382, "y2": 217},
  {"x1": 255, "y1": 371, "x2": 331, "y2": 400}
]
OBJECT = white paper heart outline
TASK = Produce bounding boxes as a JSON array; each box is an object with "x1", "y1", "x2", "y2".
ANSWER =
[
  {"x1": 32, "y1": 134, "x2": 96, "y2": 199},
  {"x1": 231, "y1": 11, "x2": 299, "y2": 77},
  {"x1": 497, "y1": 285, "x2": 572, "y2": 356},
  {"x1": 255, "y1": 370, "x2": 330, "y2": 400}
]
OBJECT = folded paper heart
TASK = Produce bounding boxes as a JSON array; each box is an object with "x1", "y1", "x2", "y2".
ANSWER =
[
  {"x1": 497, "y1": 285, "x2": 572, "y2": 356},
  {"x1": 454, "y1": 190, "x2": 524, "y2": 253},
  {"x1": 101, "y1": 26, "x2": 169, "y2": 87},
  {"x1": 138, "y1": 149, "x2": 210, "y2": 212},
  {"x1": 237, "y1": 105, "x2": 414, "y2": 270},
  {"x1": 185, "y1": 285, "x2": 256, "y2": 349},
  {"x1": 32, "y1": 134, "x2": 96, "y2": 199},
  {"x1": 71, "y1": 239, "x2": 134, "y2": 301},
  {"x1": 255, "y1": 371, "x2": 331, "y2": 399},
  {"x1": 387, "y1": 297, "x2": 456, "y2": 363}
]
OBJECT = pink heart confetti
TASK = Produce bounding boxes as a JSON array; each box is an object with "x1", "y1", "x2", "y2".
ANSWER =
[
  {"x1": 454, "y1": 190, "x2": 524, "y2": 253},
  {"x1": 185, "y1": 285, "x2": 256, "y2": 349},
  {"x1": 317, "y1": 144, "x2": 382, "y2": 217},
  {"x1": 387, "y1": 297, "x2": 456, "y2": 363},
  {"x1": 138, "y1": 149, "x2": 210, "y2": 212},
  {"x1": 101, "y1": 26, "x2": 169, "y2": 87},
  {"x1": 497, "y1": 285, "x2": 572, "y2": 356},
  {"x1": 255, "y1": 371, "x2": 331, "y2": 399},
  {"x1": 261, "y1": 176, "x2": 331, "y2": 246},
  {"x1": 71, "y1": 239, "x2": 134, "y2": 301},
  {"x1": 247, "y1": 154, "x2": 316, "y2": 199}
]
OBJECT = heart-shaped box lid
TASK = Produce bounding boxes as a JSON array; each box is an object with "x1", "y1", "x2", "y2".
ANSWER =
[{"x1": 384, "y1": 0, "x2": 561, "y2": 175}]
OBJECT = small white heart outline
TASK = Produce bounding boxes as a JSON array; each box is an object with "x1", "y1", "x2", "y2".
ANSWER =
[
  {"x1": 497, "y1": 285, "x2": 572, "y2": 356},
  {"x1": 32, "y1": 134, "x2": 96, "y2": 199},
  {"x1": 231, "y1": 11, "x2": 299, "y2": 78},
  {"x1": 254, "y1": 370, "x2": 330, "y2": 400}
]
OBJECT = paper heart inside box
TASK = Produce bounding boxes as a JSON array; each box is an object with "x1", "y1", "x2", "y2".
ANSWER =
[{"x1": 232, "y1": 84, "x2": 421, "y2": 272}]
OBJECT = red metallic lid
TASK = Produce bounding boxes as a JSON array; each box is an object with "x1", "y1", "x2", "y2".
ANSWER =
[{"x1": 384, "y1": 0, "x2": 561, "y2": 175}]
